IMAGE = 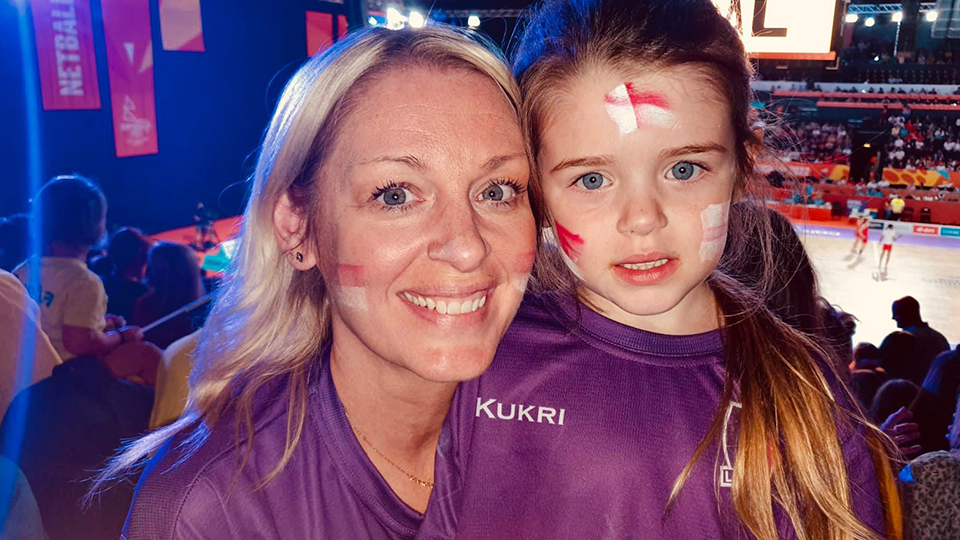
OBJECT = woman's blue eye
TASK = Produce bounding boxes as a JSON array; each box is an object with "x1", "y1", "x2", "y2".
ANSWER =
[
  {"x1": 482, "y1": 184, "x2": 506, "y2": 201},
  {"x1": 575, "y1": 172, "x2": 607, "y2": 190},
  {"x1": 668, "y1": 162, "x2": 703, "y2": 181},
  {"x1": 376, "y1": 187, "x2": 409, "y2": 206}
]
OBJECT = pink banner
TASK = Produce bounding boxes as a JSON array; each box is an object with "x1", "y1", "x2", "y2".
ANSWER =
[
  {"x1": 100, "y1": 0, "x2": 159, "y2": 157},
  {"x1": 159, "y1": 0, "x2": 205, "y2": 52},
  {"x1": 31, "y1": 0, "x2": 101, "y2": 110},
  {"x1": 306, "y1": 12, "x2": 334, "y2": 56}
]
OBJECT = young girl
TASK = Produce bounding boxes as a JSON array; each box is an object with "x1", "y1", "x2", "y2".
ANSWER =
[{"x1": 449, "y1": 0, "x2": 899, "y2": 538}]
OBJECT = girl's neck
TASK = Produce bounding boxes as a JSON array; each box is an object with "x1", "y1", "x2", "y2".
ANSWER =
[
  {"x1": 580, "y1": 280, "x2": 721, "y2": 336},
  {"x1": 328, "y1": 321, "x2": 457, "y2": 513}
]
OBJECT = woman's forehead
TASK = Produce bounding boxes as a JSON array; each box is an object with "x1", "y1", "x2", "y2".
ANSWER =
[{"x1": 331, "y1": 68, "x2": 524, "y2": 168}]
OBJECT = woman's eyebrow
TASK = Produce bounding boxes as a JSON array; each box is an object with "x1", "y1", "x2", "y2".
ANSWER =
[
  {"x1": 357, "y1": 152, "x2": 525, "y2": 173},
  {"x1": 481, "y1": 152, "x2": 527, "y2": 173},
  {"x1": 359, "y1": 154, "x2": 428, "y2": 171},
  {"x1": 658, "y1": 143, "x2": 728, "y2": 161},
  {"x1": 549, "y1": 155, "x2": 616, "y2": 174}
]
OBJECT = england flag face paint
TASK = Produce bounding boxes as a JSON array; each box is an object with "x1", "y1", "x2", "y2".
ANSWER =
[
  {"x1": 511, "y1": 251, "x2": 536, "y2": 293},
  {"x1": 604, "y1": 83, "x2": 678, "y2": 136},
  {"x1": 699, "y1": 203, "x2": 729, "y2": 262},
  {"x1": 336, "y1": 264, "x2": 368, "y2": 310}
]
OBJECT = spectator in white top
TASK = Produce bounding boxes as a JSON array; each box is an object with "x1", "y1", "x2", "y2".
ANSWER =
[
  {"x1": 895, "y1": 138, "x2": 905, "y2": 148},
  {"x1": 13, "y1": 176, "x2": 143, "y2": 361},
  {"x1": 0, "y1": 270, "x2": 59, "y2": 417},
  {"x1": 12, "y1": 176, "x2": 160, "y2": 386}
]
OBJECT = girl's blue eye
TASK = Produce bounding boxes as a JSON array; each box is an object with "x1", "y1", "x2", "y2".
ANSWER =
[
  {"x1": 575, "y1": 172, "x2": 607, "y2": 190},
  {"x1": 668, "y1": 162, "x2": 703, "y2": 181}
]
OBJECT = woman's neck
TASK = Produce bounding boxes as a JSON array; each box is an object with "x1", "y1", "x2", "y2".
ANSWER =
[{"x1": 328, "y1": 323, "x2": 457, "y2": 514}]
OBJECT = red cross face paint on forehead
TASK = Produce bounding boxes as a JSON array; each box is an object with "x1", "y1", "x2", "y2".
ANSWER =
[
  {"x1": 554, "y1": 222, "x2": 584, "y2": 261},
  {"x1": 604, "y1": 83, "x2": 678, "y2": 136}
]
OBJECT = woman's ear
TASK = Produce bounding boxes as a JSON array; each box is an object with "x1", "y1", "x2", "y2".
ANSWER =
[{"x1": 273, "y1": 192, "x2": 317, "y2": 270}]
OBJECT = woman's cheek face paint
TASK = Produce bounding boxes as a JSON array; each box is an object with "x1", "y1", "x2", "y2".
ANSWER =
[
  {"x1": 510, "y1": 251, "x2": 536, "y2": 294},
  {"x1": 336, "y1": 264, "x2": 367, "y2": 310},
  {"x1": 699, "y1": 203, "x2": 730, "y2": 262},
  {"x1": 604, "y1": 83, "x2": 678, "y2": 137}
]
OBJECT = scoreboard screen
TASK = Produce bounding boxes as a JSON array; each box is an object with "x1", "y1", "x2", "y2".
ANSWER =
[{"x1": 711, "y1": 0, "x2": 842, "y2": 60}]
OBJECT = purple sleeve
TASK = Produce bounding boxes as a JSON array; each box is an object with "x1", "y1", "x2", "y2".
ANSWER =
[
  {"x1": 124, "y1": 475, "x2": 236, "y2": 540},
  {"x1": 843, "y1": 427, "x2": 887, "y2": 536}
]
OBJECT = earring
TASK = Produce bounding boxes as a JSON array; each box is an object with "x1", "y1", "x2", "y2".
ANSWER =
[{"x1": 296, "y1": 252, "x2": 303, "y2": 263}]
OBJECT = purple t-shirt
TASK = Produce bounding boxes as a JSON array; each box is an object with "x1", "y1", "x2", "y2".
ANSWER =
[
  {"x1": 122, "y1": 346, "x2": 471, "y2": 540},
  {"x1": 450, "y1": 292, "x2": 886, "y2": 539}
]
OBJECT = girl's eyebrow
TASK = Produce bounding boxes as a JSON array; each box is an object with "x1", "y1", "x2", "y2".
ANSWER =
[
  {"x1": 549, "y1": 154, "x2": 616, "y2": 173},
  {"x1": 658, "y1": 143, "x2": 728, "y2": 161}
]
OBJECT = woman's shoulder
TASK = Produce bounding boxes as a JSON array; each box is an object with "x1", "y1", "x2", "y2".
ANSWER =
[{"x1": 124, "y1": 380, "x2": 303, "y2": 538}]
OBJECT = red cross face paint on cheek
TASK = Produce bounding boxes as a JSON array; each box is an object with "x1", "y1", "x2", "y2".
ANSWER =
[
  {"x1": 336, "y1": 264, "x2": 367, "y2": 310},
  {"x1": 604, "y1": 83, "x2": 678, "y2": 136},
  {"x1": 554, "y1": 222, "x2": 584, "y2": 261}
]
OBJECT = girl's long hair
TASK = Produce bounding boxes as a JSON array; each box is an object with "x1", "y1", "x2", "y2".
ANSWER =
[
  {"x1": 513, "y1": 1, "x2": 901, "y2": 539},
  {"x1": 91, "y1": 23, "x2": 521, "y2": 493}
]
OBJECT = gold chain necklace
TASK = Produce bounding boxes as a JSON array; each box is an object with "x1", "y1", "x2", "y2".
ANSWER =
[{"x1": 345, "y1": 413, "x2": 435, "y2": 489}]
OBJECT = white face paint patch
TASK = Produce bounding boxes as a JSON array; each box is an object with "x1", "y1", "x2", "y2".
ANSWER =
[
  {"x1": 604, "y1": 82, "x2": 678, "y2": 137},
  {"x1": 337, "y1": 287, "x2": 368, "y2": 311},
  {"x1": 542, "y1": 227, "x2": 583, "y2": 280},
  {"x1": 336, "y1": 264, "x2": 368, "y2": 311},
  {"x1": 699, "y1": 203, "x2": 729, "y2": 262},
  {"x1": 510, "y1": 274, "x2": 530, "y2": 294}
]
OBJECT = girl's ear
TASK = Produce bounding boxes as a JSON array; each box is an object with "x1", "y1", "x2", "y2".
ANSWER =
[{"x1": 273, "y1": 192, "x2": 317, "y2": 270}]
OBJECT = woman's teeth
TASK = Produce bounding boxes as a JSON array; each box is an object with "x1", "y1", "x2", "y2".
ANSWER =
[
  {"x1": 620, "y1": 259, "x2": 669, "y2": 271},
  {"x1": 402, "y1": 292, "x2": 486, "y2": 315}
]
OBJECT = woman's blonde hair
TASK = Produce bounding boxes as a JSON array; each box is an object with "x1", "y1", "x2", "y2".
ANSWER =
[
  {"x1": 92, "y1": 23, "x2": 521, "y2": 492},
  {"x1": 514, "y1": 1, "x2": 901, "y2": 539}
]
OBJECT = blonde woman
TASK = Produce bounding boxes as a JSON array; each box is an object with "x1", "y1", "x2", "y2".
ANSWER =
[{"x1": 104, "y1": 25, "x2": 537, "y2": 539}]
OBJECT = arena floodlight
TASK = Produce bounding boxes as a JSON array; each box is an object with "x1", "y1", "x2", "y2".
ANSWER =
[
  {"x1": 408, "y1": 10, "x2": 426, "y2": 28},
  {"x1": 386, "y1": 7, "x2": 406, "y2": 29},
  {"x1": 368, "y1": 16, "x2": 378, "y2": 26},
  {"x1": 926, "y1": 10, "x2": 938, "y2": 22},
  {"x1": 844, "y1": 13, "x2": 858, "y2": 24},
  {"x1": 468, "y1": 14, "x2": 481, "y2": 28},
  {"x1": 892, "y1": 12, "x2": 903, "y2": 23},
  {"x1": 865, "y1": 17, "x2": 876, "y2": 27}
]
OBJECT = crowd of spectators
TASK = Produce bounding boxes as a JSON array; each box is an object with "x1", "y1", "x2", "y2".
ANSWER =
[
  {"x1": 842, "y1": 40, "x2": 959, "y2": 67},
  {"x1": 0, "y1": 176, "x2": 958, "y2": 537},
  {"x1": 0, "y1": 176, "x2": 212, "y2": 539},
  {"x1": 778, "y1": 113, "x2": 960, "y2": 178}
]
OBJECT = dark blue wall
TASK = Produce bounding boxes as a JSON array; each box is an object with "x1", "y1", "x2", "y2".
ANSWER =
[{"x1": 1, "y1": 0, "x2": 347, "y2": 234}]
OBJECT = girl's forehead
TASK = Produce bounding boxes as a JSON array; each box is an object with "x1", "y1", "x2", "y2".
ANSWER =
[{"x1": 537, "y1": 70, "x2": 735, "y2": 158}]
